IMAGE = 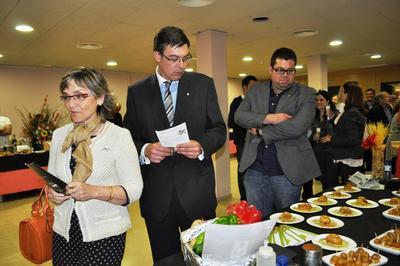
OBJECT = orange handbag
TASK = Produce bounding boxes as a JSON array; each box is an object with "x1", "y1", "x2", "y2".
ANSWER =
[{"x1": 19, "y1": 186, "x2": 54, "y2": 264}]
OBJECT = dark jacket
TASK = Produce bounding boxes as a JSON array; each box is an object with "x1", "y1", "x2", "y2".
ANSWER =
[
  {"x1": 228, "y1": 96, "x2": 246, "y2": 146},
  {"x1": 366, "y1": 104, "x2": 392, "y2": 125}
]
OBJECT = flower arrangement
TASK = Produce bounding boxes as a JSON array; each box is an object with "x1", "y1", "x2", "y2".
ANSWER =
[
  {"x1": 16, "y1": 95, "x2": 63, "y2": 150},
  {"x1": 361, "y1": 122, "x2": 390, "y2": 150}
]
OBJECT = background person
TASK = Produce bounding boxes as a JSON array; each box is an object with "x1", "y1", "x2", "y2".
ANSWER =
[
  {"x1": 48, "y1": 67, "x2": 143, "y2": 266},
  {"x1": 0, "y1": 115, "x2": 12, "y2": 147},
  {"x1": 123, "y1": 26, "x2": 226, "y2": 263},
  {"x1": 364, "y1": 88, "x2": 376, "y2": 112},
  {"x1": 228, "y1": 75, "x2": 258, "y2": 201},
  {"x1": 366, "y1": 91, "x2": 393, "y2": 126},
  {"x1": 108, "y1": 101, "x2": 123, "y2": 127},
  {"x1": 235, "y1": 47, "x2": 320, "y2": 219}
]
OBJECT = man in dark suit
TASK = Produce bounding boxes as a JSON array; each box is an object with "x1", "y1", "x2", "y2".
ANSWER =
[
  {"x1": 235, "y1": 47, "x2": 321, "y2": 219},
  {"x1": 228, "y1": 75, "x2": 258, "y2": 201},
  {"x1": 367, "y1": 91, "x2": 393, "y2": 125},
  {"x1": 123, "y1": 26, "x2": 226, "y2": 263},
  {"x1": 364, "y1": 88, "x2": 376, "y2": 113}
]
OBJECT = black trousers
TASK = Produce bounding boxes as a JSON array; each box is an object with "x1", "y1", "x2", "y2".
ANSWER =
[
  {"x1": 236, "y1": 143, "x2": 247, "y2": 201},
  {"x1": 144, "y1": 189, "x2": 212, "y2": 264}
]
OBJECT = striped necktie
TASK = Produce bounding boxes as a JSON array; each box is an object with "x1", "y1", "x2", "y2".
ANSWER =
[{"x1": 163, "y1": 81, "x2": 174, "y2": 126}]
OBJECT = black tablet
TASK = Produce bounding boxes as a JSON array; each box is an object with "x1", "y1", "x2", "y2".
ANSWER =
[{"x1": 25, "y1": 162, "x2": 67, "y2": 194}]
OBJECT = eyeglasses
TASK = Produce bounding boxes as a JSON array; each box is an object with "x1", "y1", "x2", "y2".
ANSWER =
[
  {"x1": 60, "y1": 93, "x2": 90, "y2": 102},
  {"x1": 161, "y1": 53, "x2": 192, "y2": 64},
  {"x1": 272, "y1": 67, "x2": 296, "y2": 76}
]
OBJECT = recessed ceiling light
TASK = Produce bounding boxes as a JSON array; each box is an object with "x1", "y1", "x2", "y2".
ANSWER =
[
  {"x1": 185, "y1": 68, "x2": 194, "y2": 72},
  {"x1": 239, "y1": 73, "x2": 247, "y2": 77},
  {"x1": 252, "y1": 16, "x2": 269, "y2": 23},
  {"x1": 76, "y1": 43, "x2": 104, "y2": 50},
  {"x1": 15, "y1": 24, "x2": 34, "y2": 32},
  {"x1": 370, "y1": 54, "x2": 382, "y2": 59},
  {"x1": 293, "y1": 29, "x2": 318, "y2": 37},
  {"x1": 106, "y1": 61, "x2": 118, "y2": 66},
  {"x1": 295, "y1": 65, "x2": 303, "y2": 69},
  {"x1": 177, "y1": 0, "x2": 216, "y2": 7},
  {"x1": 242, "y1": 56, "x2": 253, "y2": 62},
  {"x1": 0, "y1": 54, "x2": 3, "y2": 58},
  {"x1": 329, "y1": 40, "x2": 343, "y2": 46}
]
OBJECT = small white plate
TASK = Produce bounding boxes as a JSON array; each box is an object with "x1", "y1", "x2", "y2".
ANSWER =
[
  {"x1": 334, "y1": 185, "x2": 361, "y2": 193},
  {"x1": 327, "y1": 206, "x2": 363, "y2": 218},
  {"x1": 323, "y1": 191, "x2": 352, "y2": 199},
  {"x1": 312, "y1": 234, "x2": 357, "y2": 251},
  {"x1": 307, "y1": 197, "x2": 338, "y2": 206},
  {"x1": 382, "y1": 207, "x2": 400, "y2": 221},
  {"x1": 269, "y1": 212, "x2": 304, "y2": 224},
  {"x1": 289, "y1": 203, "x2": 322, "y2": 213},
  {"x1": 370, "y1": 229, "x2": 400, "y2": 255},
  {"x1": 378, "y1": 198, "x2": 400, "y2": 207},
  {"x1": 306, "y1": 215, "x2": 344, "y2": 229},
  {"x1": 33, "y1": 150, "x2": 46, "y2": 153},
  {"x1": 322, "y1": 247, "x2": 388, "y2": 266},
  {"x1": 346, "y1": 199, "x2": 379, "y2": 208},
  {"x1": 392, "y1": 190, "x2": 400, "y2": 197}
]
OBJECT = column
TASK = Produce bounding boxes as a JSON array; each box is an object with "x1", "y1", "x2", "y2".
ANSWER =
[
  {"x1": 307, "y1": 54, "x2": 328, "y2": 90},
  {"x1": 196, "y1": 29, "x2": 231, "y2": 199}
]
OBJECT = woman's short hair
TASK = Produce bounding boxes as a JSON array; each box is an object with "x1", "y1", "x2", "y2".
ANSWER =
[{"x1": 59, "y1": 67, "x2": 115, "y2": 121}]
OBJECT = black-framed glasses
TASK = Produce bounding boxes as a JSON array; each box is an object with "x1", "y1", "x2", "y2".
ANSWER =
[
  {"x1": 161, "y1": 53, "x2": 192, "y2": 64},
  {"x1": 272, "y1": 67, "x2": 296, "y2": 76},
  {"x1": 60, "y1": 93, "x2": 90, "y2": 102}
]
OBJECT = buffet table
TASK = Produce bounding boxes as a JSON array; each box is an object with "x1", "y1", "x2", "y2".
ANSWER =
[
  {"x1": 282, "y1": 188, "x2": 400, "y2": 265},
  {"x1": 0, "y1": 151, "x2": 49, "y2": 198}
]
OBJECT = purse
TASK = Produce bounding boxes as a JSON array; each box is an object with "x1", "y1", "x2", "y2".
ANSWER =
[{"x1": 19, "y1": 186, "x2": 54, "y2": 264}]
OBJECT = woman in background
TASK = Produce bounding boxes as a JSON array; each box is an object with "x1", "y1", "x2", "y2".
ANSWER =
[
  {"x1": 48, "y1": 67, "x2": 143, "y2": 265},
  {"x1": 329, "y1": 84, "x2": 365, "y2": 184}
]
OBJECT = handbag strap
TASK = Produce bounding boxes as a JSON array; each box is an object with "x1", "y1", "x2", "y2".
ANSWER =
[{"x1": 30, "y1": 186, "x2": 54, "y2": 232}]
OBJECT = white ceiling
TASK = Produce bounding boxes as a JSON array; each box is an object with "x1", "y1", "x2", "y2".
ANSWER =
[{"x1": 1, "y1": 0, "x2": 399, "y2": 79}]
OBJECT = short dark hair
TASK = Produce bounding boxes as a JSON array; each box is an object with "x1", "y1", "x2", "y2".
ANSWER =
[
  {"x1": 153, "y1": 26, "x2": 190, "y2": 54},
  {"x1": 344, "y1": 84, "x2": 364, "y2": 111},
  {"x1": 242, "y1": 75, "x2": 258, "y2": 87},
  {"x1": 60, "y1": 67, "x2": 115, "y2": 121},
  {"x1": 270, "y1": 47, "x2": 297, "y2": 67},
  {"x1": 365, "y1": 88, "x2": 376, "y2": 95}
]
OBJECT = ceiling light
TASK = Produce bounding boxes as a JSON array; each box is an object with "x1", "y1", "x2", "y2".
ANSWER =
[
  {"x1": 76, "y1": 43, "x2": 104, "y2": 50},
  {"x1": 185, "y1": 68, "x2": 194, "y2": 72},
  {"x1": 370, "y1": 54, "x2": 382, "y2": 59},
  {"x1": 15, "y1": 24, "x2": 34, "y2": 32},
  {"x1": 329, "y1": 40, "x2": 343, "y2": 46},
  {"x1": 252, "y1": 16, "x2": 269, "y2": 23},
  {"x1": 242, "y1": 56, "x2": 253, "y2": 62},
  {"x1": 293, "y1": 29, "x2": 318, "y2": 37},
  {"x1": 177, "y1": 0, "x2": 216, "y2": 7},
  {"x1": 239, "y1": 73, "x2": 247, "y2": 77},
  {"x1": 0, "y1": 54, "x2": 3, "y2": 58},
  {"x1": 295, "y1": 65, "x2": 303, "y2": 69},
  {"x1": 106, "y1": 61, "x2": 117, "y2": 66}
]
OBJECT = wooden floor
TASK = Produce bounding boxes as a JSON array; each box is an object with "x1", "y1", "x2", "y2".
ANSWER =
[{"x1": 0, "y1": 157, "x2": 321, "y2": 265}]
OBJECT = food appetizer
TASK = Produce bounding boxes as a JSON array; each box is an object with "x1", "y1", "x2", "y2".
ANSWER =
[
  {"x1": 307, "y1": 195, "x2": 337, "y2": 206},
  {"x1": 279, "y1": 212, "x2": 295, "y2": 222},
  {"x1": 373, "y1": 228, "x2": 400, "y2": 250},
  {"x1": 388, "y1": 206, "x2": 400, "y2": 216},
  {"x1": 329, "y1": 247, "x2": 381, "y2": 266},
  {"x1": 356, "y1": 196, "x2": 369, "y2": 206},
  {"x1": 308, "y1": 215, "x2": 343, "y2": 229}
]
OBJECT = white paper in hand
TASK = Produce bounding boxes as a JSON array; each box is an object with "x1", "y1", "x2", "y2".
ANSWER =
[
  {"x1": 202, "y1": 220, "x2": 276, "y2": 264},
  {"x1": 155, "y1": 122, "x2": 190, "y2": 148}
]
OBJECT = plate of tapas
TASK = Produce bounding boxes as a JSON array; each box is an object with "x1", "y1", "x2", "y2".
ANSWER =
[
  {"x1": 312, "y1": 233, "x2": 356, "y2": 251},
  {"x1": 327, "y1": 206, "x2": 363, "y2": 218},
  {"x1": 334, "y1": 183, "x2": 361, "y2": 193},
  {"x1": 392, "y1": 190, "x2": 400, "y2": 197},
  {"x1": 378, "y1": 197, "x2": 400, "y2": 207},
  {"x1": 307, "y1": 195, "x2": 337, "y2": 206},
  {"x1": 369, "y1": 229, "x2": 400, "y2": 255},
  {"x1": 290, "y1": 202, "x2": 322, "y2": 213},
  {"x1": 322, "y1": 247, "x2": 387, "y2": 266},
  {"x1": 346, "y1": 196, "x2": 378, "y2": 208},
  {"x1": 323, "y1": 191, "x2": 352, "y2": 200},
  {"x1": 382, "y1": 206, "x2": 400, "y2": 221},
  {"x1": 306, "y1": 215, "x2": 344, "y2": 229},
  {"x1": 269, "y1": 212, "x2": 304, "y2": 224}
]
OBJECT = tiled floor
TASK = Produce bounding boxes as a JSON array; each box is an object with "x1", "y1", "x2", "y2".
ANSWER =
[{"x1": 0, "y1": 157, "x2": 322, "y2": 265}]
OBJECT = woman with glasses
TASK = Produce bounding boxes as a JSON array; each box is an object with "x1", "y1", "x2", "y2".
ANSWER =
[{"x1": 48, "y1": 67, "x2": 143, "y2": 265}]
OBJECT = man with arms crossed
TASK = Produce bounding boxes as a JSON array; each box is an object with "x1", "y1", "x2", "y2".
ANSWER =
[{"x1": 235, "y1": 47, "x2": 320, "y2": 219}]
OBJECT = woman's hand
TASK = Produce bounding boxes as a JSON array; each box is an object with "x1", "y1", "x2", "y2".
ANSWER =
[
  {"x1": 48, "y1": 186, "x2": 70, "y2": 205},
  {"x1": 320, "y1": 134, "x2": 332, "y2": 143},
  {"x1": 66, "y1": 182, "x2": 97, "y2": 201}
]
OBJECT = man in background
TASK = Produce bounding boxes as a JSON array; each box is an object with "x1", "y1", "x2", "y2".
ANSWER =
[
  {"x1": 108, "y1": 102, "x2": 123, "y2": 127},
  {"x1": 364, "y1": 88, "x2": 376, "y2": 112},
  {"x1": 367, "y1": 91, "x2": 393, "y2": 126},
  {"x1": 235, "y1": 47, "x2": 320, "y2": 219},
  {"x1": 228, "y1": 75, "x2": 258, "y2": 201},
  {"x1": 0, "y1": 115, "x2": 12, "y2": 147}
]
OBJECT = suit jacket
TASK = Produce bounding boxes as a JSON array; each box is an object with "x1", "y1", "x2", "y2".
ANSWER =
[
  {"x1": 366, "y1": 104, "x2": 392, "y2": 125},
  {"x1": 228, "y1": 96, "x2": 247, "y2": 146},
  {"x1": 331, "y1": 107, "x2": 365, "y2": 160},
  {"x1": 123, "y1": 72, "x2": 226, "y2": 221},
  {"x1": 235, "y1": 81, "x2": 321, "y2": 185}
]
